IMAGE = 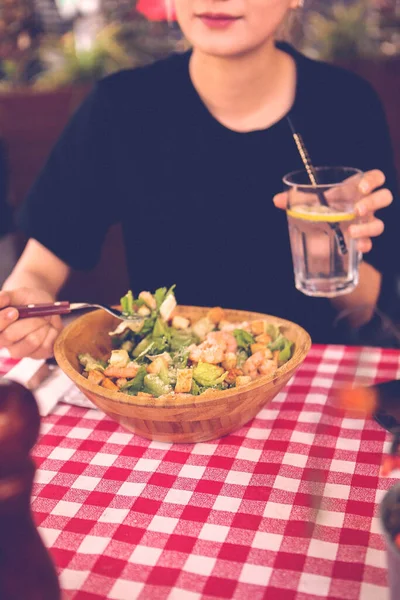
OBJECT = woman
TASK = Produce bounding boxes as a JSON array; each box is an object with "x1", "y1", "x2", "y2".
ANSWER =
[{"x1": 0, "y1": 0, "x2": 397, "y2": 359}]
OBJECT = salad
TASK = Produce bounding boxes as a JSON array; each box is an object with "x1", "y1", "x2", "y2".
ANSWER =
[{"x1": 78, "y1": 286, "x2": 294, "y2": 398}]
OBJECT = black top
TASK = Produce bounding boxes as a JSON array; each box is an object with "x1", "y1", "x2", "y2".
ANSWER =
[
  {"x1": 0, "y1": 140, "x2": 12, "y2": 237},
  {"x1": 17, "y1": 43, "x2": 400, "y2": 343}
]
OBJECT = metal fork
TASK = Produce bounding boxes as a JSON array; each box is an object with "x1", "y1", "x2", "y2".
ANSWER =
[{"x1": 13, "y1": 301, "x2": 144, "y2": 322}]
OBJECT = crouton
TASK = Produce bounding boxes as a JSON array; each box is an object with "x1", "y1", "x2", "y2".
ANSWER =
[
  {"x1": 101, "y1": 377, "x2": 119, "y2": 391},
  {"x1": 250, "y1": 320, "x2": 267, "y2": 335},
  {"x1": 251, "y1": 343, "x2": 267, "y2": 355},
  {"x1": 175, "y1": 369, "x2": 193, "y2": 393},
  {"x1": 236, "y1": 375, "x2": 252, "y2": 387},
  {"x1": 147, "y1": 356, "x2": 169, "y2": 375},
  {"x1": 225, "y1": 368, "x2": 243, "y2": 385},
  {"x1": 207, "y1": 307, "x2": 225, "y2": 325},
  {"x1": 255, "y1": 333, "x2": 272, "y2": 344},
  {"x1": 88, "y1": 370, "x2": 104, "y2": 385},
  {"x1": 172, "y1": 315, "x2": 190, "y2": 330}
]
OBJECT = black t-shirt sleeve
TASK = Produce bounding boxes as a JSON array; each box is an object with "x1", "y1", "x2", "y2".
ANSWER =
[
  {"x1": 16, "y1": 81, "x2": 117, "y2": 271},
  {"x1": 351, "y1": 79, "x2": 400, "y2": 275}
]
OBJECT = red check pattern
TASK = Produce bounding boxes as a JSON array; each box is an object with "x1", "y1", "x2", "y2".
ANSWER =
[{"x1": 1, "y1": 344, "x2": 399, "y2": 600}]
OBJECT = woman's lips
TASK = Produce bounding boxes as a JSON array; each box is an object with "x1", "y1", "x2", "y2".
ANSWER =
[{"x1": 197, "y1": 13, "x2": 241, "y2": 29}]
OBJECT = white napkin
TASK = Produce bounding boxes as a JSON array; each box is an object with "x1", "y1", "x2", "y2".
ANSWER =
[{"x1": 5, "y1": 358, "x2": 96, "y2": 416}]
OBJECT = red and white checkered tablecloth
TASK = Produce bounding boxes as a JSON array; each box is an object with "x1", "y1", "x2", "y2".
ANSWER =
[{"x1": 2, "y1": 344, "x2": 400, "y2": 600}]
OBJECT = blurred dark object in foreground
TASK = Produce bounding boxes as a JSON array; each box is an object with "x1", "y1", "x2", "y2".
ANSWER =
[{"x1": 0, "y1": 379, "x2": 60, "y2": 600}]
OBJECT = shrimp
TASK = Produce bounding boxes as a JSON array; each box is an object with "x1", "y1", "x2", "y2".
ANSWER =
[
  {"x1": 259, "y1": 361, "x2": 277, "y2": 377},
  {"x1": 103, "y1": 365, "x2": 140, "y2": 378},
  {"x1": 206, "y1": 331, "x2": 237, "y2": 353},
  {"x1": 243, "y1": 351, "x2": 277, "y2": 380},
  {"x1": 189, "y1": 341, "x2": 225, "y2": 364},
  {"x1": 189, "y1": 331, "x2": 237, "y2": 365},
  {"x1": 222, "y1": 352, "x2": 237, "y2": 371}
]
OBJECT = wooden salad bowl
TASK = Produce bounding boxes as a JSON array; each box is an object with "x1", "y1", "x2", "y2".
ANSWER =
[{"x1": 54, "y1": 306, "x2": 311, "y2": 443}]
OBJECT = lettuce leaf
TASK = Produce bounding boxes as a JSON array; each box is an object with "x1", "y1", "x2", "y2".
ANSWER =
[
  {"x1": 120, "y1": 290, "x2": 134, "y2": 316},
  {"x1": 278, "y1": 339, "x2": 293, "y2": 366},
  {"x1": 169, "y1": 328, "x2": 199, "y2": 351},
  {"x1": 266, "y1": 324, "x2": 281, "y2": 342},
  {"x1": 122, "y1": 366, "x2": 147, "y2": 394},
  {"x1": 144, "y1": 374, "x2": 172, "y2": 397},
  {"x1": 193, "y1": 362, "x2": 227, "y2": 387},
  {"x1": 154, "y1": 285, "x2": 176, "y2": 310},
  {"x1": 153, "y1": 317, "x2": 170, "y2": 339},
  {"x1": 233, "y1": 329, "x2": 255, "y2": 355},
  {"x1": 172, "y1": 348, "x2": 190, "y2": 369}
]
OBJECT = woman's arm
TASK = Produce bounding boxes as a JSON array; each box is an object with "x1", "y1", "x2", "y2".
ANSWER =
[
  {"x1": 3, "y1": 238, "x2": 70, "y2": 296},
  {"x1": 330, "y1": 78, "x2": 399, "y2": 329},
  {"x1": 275, "y1": 75, "x2": 398, "y2": 331},
  {"x1": 331, "y1": 261, "x2": 381, "y2": 328}
]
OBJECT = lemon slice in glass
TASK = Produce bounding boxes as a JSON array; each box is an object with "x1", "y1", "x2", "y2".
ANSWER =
[{"x1": 287, "y1": 204, "x2": 355, "y2": 223}]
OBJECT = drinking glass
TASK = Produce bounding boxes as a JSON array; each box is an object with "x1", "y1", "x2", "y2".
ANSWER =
[{"x1": 284, "y1": 167, "x2": 363, "y2": 298}]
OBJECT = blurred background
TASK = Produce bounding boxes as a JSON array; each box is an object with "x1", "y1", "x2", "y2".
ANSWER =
[{"x1": 0, "y1": 0, "x2": 399, "y2": 302}]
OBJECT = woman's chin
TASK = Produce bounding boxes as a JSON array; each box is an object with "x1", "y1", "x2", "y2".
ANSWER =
[
  {"x1": 186, "y1": 27, "x2": 272, "y2": 60},
  {"x1": 190, "y1": 37, "x2": 255, "y2": 59}
]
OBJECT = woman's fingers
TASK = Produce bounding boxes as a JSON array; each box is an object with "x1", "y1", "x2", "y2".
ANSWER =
[
  {"x1": 0, "y1": 306, "x2": 19, "y2": 334},
  {"x1": 350, "y1": 218, "x2": 385, "y2": 239},
  {"x1": 0, "y1": 317, "x2": 51, "y2": 347},
  {"x1": 356, "y1": 238, "x2": 373, "y2": 254},
  {"x1": 29, "y1": 325, "x2": 60, "y2": 360},
  {"x1": 273, "y1": 192, "x2": 288, "y2": 209},
  {"x1": 358, "y1": 169, "x2": 386, "y2": 195},
  {"x1": 355, "y1": 188, "x2": 393, "y2": 217},
  {"x1": 6, "y1": 325, "x2": 51, "y2": 359}
]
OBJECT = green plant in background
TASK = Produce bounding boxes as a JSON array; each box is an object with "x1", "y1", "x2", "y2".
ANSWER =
[
  {"x1": 301, "y1": 1, "x2": 379, "y2": 61},
  {"x1": 0, "y1": 0, "x2": 185, "y2": 89},
  {"x1": 34, "y1": 24, "x2": 132, "y2": 88},
  {"x1": 33, "y1": 19, "x2": 185, "y2": 89},
  {"x1": 0, "y1": 0, "x2": 397, "y2": 90}
]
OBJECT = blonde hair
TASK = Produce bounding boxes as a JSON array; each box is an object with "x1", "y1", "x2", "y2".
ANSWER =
[{"x1": 277, "y1": 4, "x2": 304, "y2": 45}]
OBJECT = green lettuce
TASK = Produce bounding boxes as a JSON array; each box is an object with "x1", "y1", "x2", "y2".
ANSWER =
[
  {"x1": 233, "y1": 329, "x2": 255, "y2": 356},
  {"x1": 120, "y1": 290, "x2": 134, "y2": 316},
  {"x1": 154, "y1": 285, "x2": 176, "y2": 310},
  {"x1": 122, "y1": 366, "x2": 147, "y2": 395},
  {"x1": 169, "y1": 328, "x2": 199, "y2": 351},
  {"x1": 193, "y1": 362, "x2": 227, "y2": 387},
  {"x1": 144, "y1": 374, "x2": 172, "y2": 397}
]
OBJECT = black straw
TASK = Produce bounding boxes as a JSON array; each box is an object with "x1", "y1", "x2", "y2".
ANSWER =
[{"x1": 286, "y1": 116, "x2": 348, "y2": 256}]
